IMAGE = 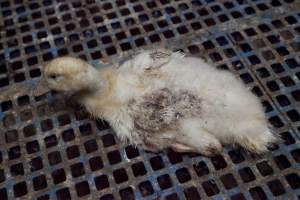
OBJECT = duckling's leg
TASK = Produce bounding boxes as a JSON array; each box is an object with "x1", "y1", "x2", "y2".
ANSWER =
[
  {"x1": 180, "y1": 119, "x2": 223, "y2": 156},
  {"x1": 140, "y1": 132, "x2": 199, "y2": 153},
  {"x1": 185, "y1": 131, "x2": 223, "y2": 156}
]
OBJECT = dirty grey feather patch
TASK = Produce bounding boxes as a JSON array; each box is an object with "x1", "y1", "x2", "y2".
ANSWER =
[
  {"x1": 128, "y1": 88, "x2": 202, "y2": 151},
  {"x1": 129, "y1": 88, "x2": 202, "y2": 135}
]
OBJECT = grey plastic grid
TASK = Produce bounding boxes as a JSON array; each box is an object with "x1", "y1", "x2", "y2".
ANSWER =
[{"x1": 0, "y1": 0, "x2": 300, "y2": 199}]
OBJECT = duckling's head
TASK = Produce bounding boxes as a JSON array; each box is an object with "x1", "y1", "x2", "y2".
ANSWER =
[{"x1": 35, "y1": 57, "x2": 98, "y2": 95}]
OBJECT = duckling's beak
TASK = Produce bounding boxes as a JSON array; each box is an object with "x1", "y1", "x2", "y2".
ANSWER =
[{"x1": 33, "y1": 78, "x2": 49, "y2": 96}]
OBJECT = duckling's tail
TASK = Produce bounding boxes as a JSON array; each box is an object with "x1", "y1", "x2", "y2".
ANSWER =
[{"x1": 234, "y1": 122, "x2": 280, "y2": 154}]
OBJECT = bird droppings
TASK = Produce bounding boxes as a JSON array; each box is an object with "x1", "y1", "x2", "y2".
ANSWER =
[{"x1": 1, "y1": 0, "x2": 300, "y2": 200}]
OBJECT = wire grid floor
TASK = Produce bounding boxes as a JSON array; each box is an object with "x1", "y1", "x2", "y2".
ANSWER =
[{"x1": 0, "y1": 0, "x2": 300, "y2": 199}]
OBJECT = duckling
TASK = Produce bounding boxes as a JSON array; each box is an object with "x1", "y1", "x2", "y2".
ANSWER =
[{"x1": 35, "y1": 49, "x2": 277, "y2": 156}]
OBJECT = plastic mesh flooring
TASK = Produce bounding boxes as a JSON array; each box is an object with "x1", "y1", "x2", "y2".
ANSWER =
[{"x1": 1, "y1": 0, "x2": 300, "y2": 199}]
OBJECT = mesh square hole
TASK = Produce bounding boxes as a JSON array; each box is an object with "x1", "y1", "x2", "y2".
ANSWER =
[
  {"x1": 17, "y1": 95, "x2": 29, "y2": 106},
  {"x1": 150, "y1": 156, "x2": 165, "y2": 170},
  {"x1": 138, "y1": 181, "x2": 154, "y2": 197},
  {"x1": 41, "y1": 119, "x2": 53, "y2": 132},
  {"x1": 0, "y1": 170, "x2": 5, "y2": 183},
  {"x1": 66, "y1": 145, "x2": 80, "y2": 159},
  {"x1": 202, "y1": 179, "x2": 220, "y2": 197},
  {"x1": 52, "y1": 168, "x2": 66, "y2": 184},
  {"x1": 276, "y1": 95, "x2": 291, "y2": 107},
  {"x1": 286, "y1": 110, "x2": 300, "y2": 122},
  {"x1": 220, "y1": 173, "x2": 238, "y2": 189},
  {"x1": 13, "y1": 181, "x2": 27, "y2": 197},
  {"x1": 280, "y1": 76, "x2": 293, "y2": 89},
  {"x1": 184, "y1": 186, "x2": 201, "y2": 200},
  {"x1": 132, "y1": 162, "x2": 147, "y2": 177},
  {"x1": 33, "y1": 175, "x2": 47, "y2": 191},
  {"x1": 37, "y1": 194, "x2": 49, "y2": 200},
  {"x1": 79, "y1": 123, "x2": 92, "y2": 136},
  {"x1": 20, "y1": 109, "x2": 33, "y2": 121},
  {"x1": 276, "y1": 46, "x2": 289, "y2": 56},
  {"x1": 194, "y1": 161, "x2": 209, "y2": 176},
  {"x1": 281, "y1": 131, "x2": 295, "y2": 145},
  {"x1": 101, "y1": 134, "x2": 116, "y2": 147},
  {"x1": 10, "y1": 163, "x2": 24, "y2": 176},
  {"x1": 30, "y1": 157, "x2": 43, "y2": 171},
  {"x1": 107, "y1": 150, "x2": 122, "y2": 165},
  {"x1": 167, "y1": 150, "x2": 183, "y2": 164},
  {"x1": 165, "y1": 193, "x2": 179, "y2": 200},
  {"x1": 8, "y1": 146, "x2": 21, "y2": 160},
  {"x1": 56, "y1": 187, "x2": 71, "y2": 200},
  {"x1": 1, "y1": 100, "x2": 12, "y2": 111},
  {"x1": 291, "y1": 90, "x2": 300, "y2": 101},
  {"x1": 248, "y1": 55, "x2": 261, "y2": 65},
  {"x1": 285, "y1": 173, "x2": 300, "y2": 189},
  {"x1": 256, "y1": 67, "x2": 270, "y2": 78},
  {"x1": 0, "y1": 188, "x2": 8, "y2": 200},
  {"x1": 125, "y1": 145, "x2": 139, "y2": 158},
  {"x1": 157, "y1": 174, "x2": 173, "y2": 190},
  {"x1": 266, "y1": 81, "x2": 280, "y2": 92},
  {"x1": 5, "y1": 130, "x2": 18, "y2": 143},
  {"x1": 113, "y1": 168, "x2": 128, "y2": 184},
  {"x1": 84, "y1": 139, "x2": 98, "y2": 153},
  {"x1": 26, "y1": 140, "x2": 40, "y2": 154},
  {"x1": 274, "y1": 154, "x2": 291, "y2": 169},
  {"x1": 285, "y1": 58, "x2": 299, "y2": 68},
  {"x1": 231, "y1": 193, "x2": 246, "y2": 200},
  {"x1": 100, "y1": 194, "x2": 114, "y2": 200},
  {"x1": 267, "y1": 179, "x2": 286, "y2": 196},
  {"x1": 119, "y1": 187, "x2": 134, "y2": 200},
  {"x1": 71, "y1": 162, "x2": 85, "y2": 177},
  {"x1": 211, "y1": 155, "x2": 227, "y2": 170},
  {"x1": 256, "y1": 161, "x2": 274, "y2": 176},
  {"x1": 89, "y1": 156, "x2": 104, "y2": 171},
  {"x1": 57, "y1": 114, "x2": 71, "y2": 126},
  {"x1": 271, "y1": 63, "x2": 284, "y2": 73},
  {"x1": 75, "y1": 181, "x2": 90, "y2": 197},
  {"x1": 238, "y1": 167, "x2": 256, "y2": 183},
  {"x1": 249, "y1": 186, "x2": 267, "y2": 200},
  {"x1": 62, "y1": 129, "x2": 75, "y2": 142},
  {"x1": 44, "y1": 135, "x2": 57, "y2": 148},
  {"x1": 135, "y1": 38, "x2": 146, "y2": 46},
  {"x1": 175, "y1": 168, "x2": 191, "y2": 183},
  {"x1": 269, "y1": 116, "x2": 284, "y2": 128},
  {"x1": 3, "y1": 113, "x2": 16, "y2": 127},
  {"x1": 48, "y1": 151, "x2": 62, "y2": 165},
  {"x1": 291, "y1": 148, "x2": 300, "y2": 162},
  {"x1": 94, "y1": 175, "x2": 109, "y2": 190}
]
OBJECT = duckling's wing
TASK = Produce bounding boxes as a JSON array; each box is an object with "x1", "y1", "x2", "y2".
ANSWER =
[
  {"x1": 129, "y1": 88, "x2": 202, "y2": 152},
  {"x1": 131, "y1": 49, "x2": 172, "y2": 73}
]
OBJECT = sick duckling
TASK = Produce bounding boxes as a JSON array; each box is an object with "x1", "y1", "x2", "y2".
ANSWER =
[{"x1": 35, "y1": 49, "x2": 277, "y2": 156}]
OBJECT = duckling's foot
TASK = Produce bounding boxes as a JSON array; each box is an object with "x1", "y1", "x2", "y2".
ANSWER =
[
  {"x1": 180, "y1": 120, "x2": 224, "y2": 156},
  {"x1": 143, "y1": 146, "x2": 161, "y2": 153},
  {"x1": 170, "y1": 142, "x2": 198, "y2": 153},
  {"x1": 200, "y1": 143, "x2": 223, "y2": 157}
]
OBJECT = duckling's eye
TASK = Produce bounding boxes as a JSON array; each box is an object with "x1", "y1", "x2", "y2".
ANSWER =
[
  {"x1": 48, "y1": 74, "x2": 62, "y2": 81},
  {"x1": 50, "y1": 74, "x2": 57, "y2": 79}
]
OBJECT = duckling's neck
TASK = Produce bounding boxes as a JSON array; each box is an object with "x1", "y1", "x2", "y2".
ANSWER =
[
  {"x1": 79, "y1": 67, "x2": 118, "y2": 117},
  {"x1": 83, "y1": 66, "x2": 117, "y2": 99}
]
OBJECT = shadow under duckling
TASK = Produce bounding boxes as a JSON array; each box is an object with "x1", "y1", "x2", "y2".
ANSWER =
[{"x1": 34, "y1": 49, "x2": 278, "y2": 156}]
